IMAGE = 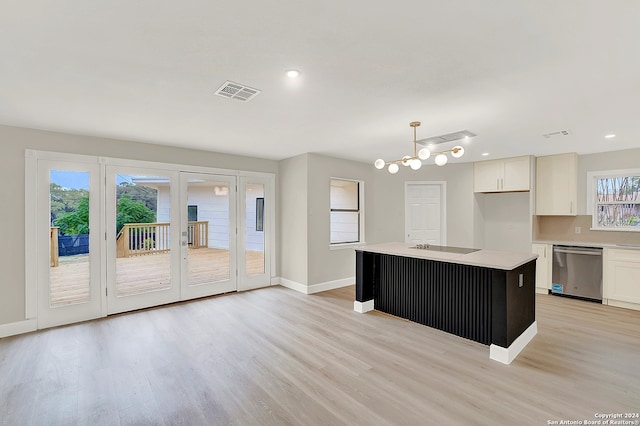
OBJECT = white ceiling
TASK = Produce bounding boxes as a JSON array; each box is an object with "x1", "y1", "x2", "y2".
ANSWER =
[{"x1": 1, "y1": 1, "x2": 640, "y2": 165}]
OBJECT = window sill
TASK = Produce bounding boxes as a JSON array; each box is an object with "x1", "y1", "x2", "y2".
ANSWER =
[
  {"x1": 590, "y1": 227, "x2": 640, "y2": 233},
  {"x1": 330, "y1": 242, "x2": 365, "y2": 250}
]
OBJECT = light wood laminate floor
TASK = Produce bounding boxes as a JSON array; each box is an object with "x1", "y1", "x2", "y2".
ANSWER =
[{"x1": 1, "y1": 286, "x2": 639, "y2": 425}]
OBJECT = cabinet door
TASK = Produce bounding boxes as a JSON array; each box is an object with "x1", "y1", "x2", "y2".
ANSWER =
[
  {"x1": 474, "y1": 160, "x2": 501, "y2": 192},
  {"x1": 502, "y1": 156, "x2": 530, "y2": 191},
  {"x1": 532, "y1": 243, "x2": 552, "y2": 291},
  {"x1": 535, "y1": 153, "x2": 577, "y2": 215},
  {"x1": 604, "y1": 249, "x2": 640, "y2": 307}
]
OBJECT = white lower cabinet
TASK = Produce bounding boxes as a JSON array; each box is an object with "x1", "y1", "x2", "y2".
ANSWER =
[
  {"x1": 531, "y1": 243, "x2": 552, "y2": 293},
  {"x1": 603, "y1": 248, "x2": 640, "y2": 311}
]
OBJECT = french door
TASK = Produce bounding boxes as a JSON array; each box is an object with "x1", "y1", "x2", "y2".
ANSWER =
[
  {"x1": 105, "y1": 166, "x2": 181, "y2": 314},
  {"x1": 238, "y1": 176, "x2": 272, "y2": 290},
  {"x1": 37, "y1": 159, "x2": 103, "y2": 328},
  {"x1": 33, "y1": 153, "x2": 274, "y2": 327},
  {"x1": 180, "y1": 172, "x2": 237, "y2": 299}
]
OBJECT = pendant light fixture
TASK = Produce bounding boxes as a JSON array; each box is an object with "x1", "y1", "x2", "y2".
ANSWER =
[{"x1": 374, "y1": 121, "x2": 466, "y2": 174}]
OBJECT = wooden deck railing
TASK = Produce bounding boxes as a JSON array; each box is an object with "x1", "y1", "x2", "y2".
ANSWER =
[
  {"x1": 188, "y1": 221, "x2": 209, "y2": 249},
  {"x1": 116, "y1": 221, "x2": 208, "y2": 258},
  {"x1": 50, "y1": 227, "x2": 59, "y2": 267}
]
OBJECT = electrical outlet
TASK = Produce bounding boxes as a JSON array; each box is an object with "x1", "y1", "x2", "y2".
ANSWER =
[{"x1": 575, "y1": 226, "x2": 581, "y2": 234}]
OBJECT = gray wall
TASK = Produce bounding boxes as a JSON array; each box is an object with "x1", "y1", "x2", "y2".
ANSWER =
[
  {"x1": 278, "y1": 154, "x2": 309, "y2": 285},
  {"x1": 306, "y1": 154, "x2": 375, "y2": 286},
  {"x1": 370, "y1": 162, "x2": 477, "y2": 248},
  {"x1": 477, "y1": 192, "x2": 532, "y2": 253},
  {"x1": 0, "y1": 124, "x2": 278, "y2": 326}
]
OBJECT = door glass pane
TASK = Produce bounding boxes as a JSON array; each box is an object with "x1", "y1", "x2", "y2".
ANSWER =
[
  {"x1": 245, "y1": 183, "x2": 265, "y2": 276},
  {"x1": 49, "y1": 170, "x2": 91, "y2": 307},
  {"x1": 187, "y1": 180, "x2": 230, "y2": 285},
  {"x1": 115, "y1": 174, "x2": 171, "y2": 296}
]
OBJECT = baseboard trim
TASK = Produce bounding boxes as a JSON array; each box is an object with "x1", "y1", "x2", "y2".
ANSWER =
[
  {"x1": 0, "y1": 319, "x2": 37, "y2": 339},
  {"x1": 490, "y1": 321, "x2": 538, "y2": 364},
  {"x1": 307, "y1": 277, "x2": 354, "y2": 294},
  {"x1": 278, "y1": 278, "x2": 309, "y2": 294},
  {"x1": 276, "y1": 276, "x2": 355, "y2": 295}
]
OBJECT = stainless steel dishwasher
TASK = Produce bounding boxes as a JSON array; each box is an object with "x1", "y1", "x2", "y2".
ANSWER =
[{"x1": 551, "y1": 245, "x2": 603, "y2": 301}]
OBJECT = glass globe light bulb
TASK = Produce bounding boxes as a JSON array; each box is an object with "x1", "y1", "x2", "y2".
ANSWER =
[
  {"x1": 451, "y1": 146, "x2": 464, "y2": 158},
  {"x1": 402, "y1": 155, "x2": 412, "y2": 166},
  {"x1": 374, "y1": 159, "x2": 385, "y2": 169},
  {"x1": 410, "y1": 159, "x2": 422, "y2": 170},
  {"x1": 418, "y1": 148, "x2": 431, "y2": 160},
  {"x1": 388, "y1": 163, "x2": 399, "y2": 174},
  {"x1": 435, "y1": 154, "x2": 448, "y2": 166}
]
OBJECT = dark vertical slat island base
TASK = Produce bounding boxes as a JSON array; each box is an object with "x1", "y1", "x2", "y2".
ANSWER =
[{"x1": 355, "y1": 243, "x2": 538, "y2": 364}]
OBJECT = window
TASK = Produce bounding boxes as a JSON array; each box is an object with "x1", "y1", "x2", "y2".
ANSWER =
[
  {"x1": 256, "y1": 198, "x2": 264, "y2": 231},
  {"x1": 330, "y1": 178, "x2": 363, "y2": 244},
  {"x1": 187, "y1": 205, "x2": 198, "y2": 222},
  {"x1": 588, "y1": 169, "x2": 640, "y2": 231}
]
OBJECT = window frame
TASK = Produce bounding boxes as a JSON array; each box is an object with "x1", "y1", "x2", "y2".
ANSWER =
[
  {"x1": 329, "y1": 178, "x2": 365, "y2": 248},
  {"x1": 587, "y1": 168, "x2": 640, "y2": 232}
]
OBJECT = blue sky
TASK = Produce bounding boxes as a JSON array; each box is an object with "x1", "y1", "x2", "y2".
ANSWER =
[{"x1": 50, "y1": 171, "x2": 133, "y2": 190}]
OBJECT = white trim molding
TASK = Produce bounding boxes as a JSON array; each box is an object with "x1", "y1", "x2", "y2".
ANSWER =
[
  {"x1": 489, "y1": 321, "x2": 538, "y2": 364},
  {"x1": 0, "y1": 319, "x2": 37, "y2": 339},
  {"x1": 353, "y1": 300, "x2": 374, "y2": 313},
  {"x1": 276, "y1": 276, "x2": 354, "y2": 295}
]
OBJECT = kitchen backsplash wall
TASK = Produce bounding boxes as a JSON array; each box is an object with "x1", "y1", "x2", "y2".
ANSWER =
[{"x1": 533, "y1": 215, "x2": 640, "y2": 245}]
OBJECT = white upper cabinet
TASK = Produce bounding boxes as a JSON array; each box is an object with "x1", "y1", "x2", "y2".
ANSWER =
[
  {"x1": 535, "y1": 152, "x2": 578, "y2": 216},
  {"x1": 474, "y1": 156, "x2": 531, "y2": 193}
]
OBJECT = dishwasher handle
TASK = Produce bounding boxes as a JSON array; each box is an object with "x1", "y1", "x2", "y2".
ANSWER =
[{"x1": 553, "y1": 248, "x2": 602, "y2": 256}]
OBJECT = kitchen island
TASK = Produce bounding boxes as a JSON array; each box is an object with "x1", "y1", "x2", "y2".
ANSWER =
[{"x1": 355, "y1": 242, "x2": 538, "y2": 364}]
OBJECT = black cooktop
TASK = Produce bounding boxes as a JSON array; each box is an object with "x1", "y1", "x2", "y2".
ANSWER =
[{"x1": 410, "y1": 244, "x2": 480, "y2": 255}]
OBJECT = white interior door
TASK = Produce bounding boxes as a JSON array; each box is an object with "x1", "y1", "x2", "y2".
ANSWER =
[
  {"x1": 106, "y1": 166, "x2": 180, "y2": 314},
  {"x1": 405, "y1": 182, "x2": 446, "y2": 245},
  {"x1": 238, "y1": 176, "x2": 272, "y2": 291},
  {"x1": 37, "y1": 159, "x2": 103, "y2": 328},
  {"x1": 180, "y1": 172, "x2": 237, "y2": 300}
]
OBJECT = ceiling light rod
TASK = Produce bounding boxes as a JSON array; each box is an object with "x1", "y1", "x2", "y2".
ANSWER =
[{"x1": 374, "y1": 121, "x2": 465, "y2": 174}]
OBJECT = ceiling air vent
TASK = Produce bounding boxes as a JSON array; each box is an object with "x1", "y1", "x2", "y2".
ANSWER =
[
  {"x1": 542, "y1": 130, "x2": 571, "y2": 139},
  {"x1": 416, "y1": 130, "x2": 476, "y2": 146},
  {"x1": 214, "y1": 81, "x2": 261, "y2": 102}
]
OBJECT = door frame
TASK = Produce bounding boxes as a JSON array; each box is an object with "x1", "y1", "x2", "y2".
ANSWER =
[
  {"x1": 404, "y1": 181, "x2": 447, "y2": 245},
  {"x1": 26, "y1": 150, "x2": 276, "y2": 329}
]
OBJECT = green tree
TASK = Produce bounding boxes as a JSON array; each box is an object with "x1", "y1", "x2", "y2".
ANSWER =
[
  {"x1": 54, "y1": 196, "x2": 90, "y2": 235},
  {"x1": 50, "y1": 183, "x2": 89, "y2": 224},
  {"x1": 117, "y1": 182, "x2": 157, "y2": 212},
  {"x1": 116, "y1": 194, "x2": 156, "y2": 234},
  {"x1": 53, "y1": 194, "x2": 156, "y2": 235}
]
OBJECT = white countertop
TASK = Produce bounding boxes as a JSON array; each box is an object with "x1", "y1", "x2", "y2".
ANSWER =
[
  {"x1": 532, "y1": 240, "x2": 640, "y2": 249},
  {"x1": 359, "y1": 242, "x2": 537, "y2": 271}
]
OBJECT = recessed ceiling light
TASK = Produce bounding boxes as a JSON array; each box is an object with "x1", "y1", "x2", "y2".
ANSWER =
[
  {"x1": 286, "y1": 69, "x2": 300, "y2": 78},
  {"x1": 605, "y1": 134, "x2": 616, "y2": 139},
  {"x1": 482, "y1": 153, "x2": 489, "y2": 156}
]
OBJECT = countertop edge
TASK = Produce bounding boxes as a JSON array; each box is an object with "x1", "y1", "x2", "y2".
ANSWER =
[{"x1": 358, "y1": 243, "x2": 537, "y2": 271}]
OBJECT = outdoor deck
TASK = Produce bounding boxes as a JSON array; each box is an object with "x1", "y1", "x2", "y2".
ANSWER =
[{"x1": 49, "y1": 248, "x2": 265, "y2": 307}]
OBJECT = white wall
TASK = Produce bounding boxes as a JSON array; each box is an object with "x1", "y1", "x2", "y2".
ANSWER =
[
  {"x1": 187, "y1": 184, "x2": 231, "y2": 249},
  {"x1": 0, "y1": 124, "x2": 278, "y2": 327}
]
